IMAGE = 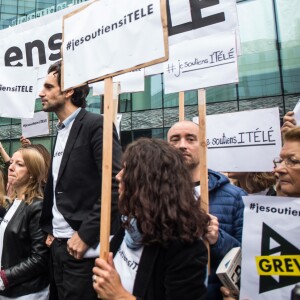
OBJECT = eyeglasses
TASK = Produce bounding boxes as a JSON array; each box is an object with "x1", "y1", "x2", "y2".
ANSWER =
[{"x1": 273, "y1": 157, "x2": 300, "y2": 168}]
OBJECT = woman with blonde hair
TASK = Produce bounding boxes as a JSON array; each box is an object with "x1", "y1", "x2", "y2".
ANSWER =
[{"x1": 0, "y1": 147, "x2": 50, "y2": 299}]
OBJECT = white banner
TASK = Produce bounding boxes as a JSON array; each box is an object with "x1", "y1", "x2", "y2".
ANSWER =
[
  {"x1": 164, "y1": 32, "x2": 238, "y2": 93},
  {"x1": 21, "y1": 111, "x2": 49, "y2": 138},
  {"x1": 0, "y1": 67, "x2": 38, "y2": 118},
  {"x1": 241, "y1": 196, "x2": 300, "y2": 300},
  {"x1": 0, "y1": 2, "x2": 89, "y2": 69},
  {"x1": 193, "y1": 107, "x2": 282, "y2": 172},
  {"x1": 62, "y1": 0, "x2": 167, "y2": 89}
]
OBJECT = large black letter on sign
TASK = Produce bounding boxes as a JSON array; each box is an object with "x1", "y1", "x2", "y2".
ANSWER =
[
  {"x1": 167, "y1": 0, "x2": 225, "y2": 36},
  {"x1": 5, "y1": 47, "x2": 23, "y2": 66},
  {"x1": 25, "y1": 40, "x2": 46, "y2": 66},
  {"x1": 48, "y1": 33, "x2": 62, "y2": 62}
]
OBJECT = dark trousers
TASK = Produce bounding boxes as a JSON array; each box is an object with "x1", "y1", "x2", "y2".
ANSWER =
[{"x1": 50, "y1": 239, "x2": 98, "y2": 300}]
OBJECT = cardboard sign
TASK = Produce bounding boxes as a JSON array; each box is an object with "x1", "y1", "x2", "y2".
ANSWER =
[
  {"x1": 193, "y1": 107, "x2": 282, "y2": 172},
  {"x1": 62, "y1": 0, "x2": 168, "y2": 89},
  {"x1": 241, "y1": 196, "x2": 300, "y2": 300},
  {"x1": 91, "y1": 69, "x2": 144, "y2": 95},
  {"x1": 293, "y1": 99, "x2": 300, "y2": 125},
  {"x1": 0, "y1": 67, "x2": 38, "y2": 118},
  {"x1": 164, "y1": 31, "x2": 238, "y2": 93},
  {"x1": 21, "y1": 111, "x2": 49, "y2": 138}
]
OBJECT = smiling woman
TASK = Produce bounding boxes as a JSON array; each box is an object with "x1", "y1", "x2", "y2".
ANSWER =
[{"x1": 0, "y1": 147, "x2": 50, "y2": 299}]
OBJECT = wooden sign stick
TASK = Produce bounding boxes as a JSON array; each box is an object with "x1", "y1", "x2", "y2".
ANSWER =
[
  {"x1": 99, "y1": 77, "x2": 114, "y2": 261},
  {"x1": 112, "y1": 82, "x2": 120, "y2": 127},
  {"x1": 197, "y1": 88, "x2": 210, "y2": 271},
  {"x1": 179, "y1": 91, "x2": 185, "y2": 121}
]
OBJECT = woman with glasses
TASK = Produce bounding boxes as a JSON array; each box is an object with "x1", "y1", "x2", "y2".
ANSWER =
[{"x1": 273, "y1": 126, "x2": 300, "y2": 197}]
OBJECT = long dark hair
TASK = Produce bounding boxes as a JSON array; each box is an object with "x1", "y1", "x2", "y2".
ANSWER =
[{"x1": 119, "y1": 138, "x2": 209, "y2": 245}]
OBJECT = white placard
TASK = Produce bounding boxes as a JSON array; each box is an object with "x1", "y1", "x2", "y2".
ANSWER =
[
  {"x1": 145, "y1": 0, "x2": 239, "y2": 76},
  {"x1": 168, "y1": 0, "x2": 238, "y2": 45},
  {"x1": 193, "y1": 107, "x2": 282, "y2": 172},
  {"x1": 62, "y1": 0, "x2": 167, "y2": 90},
  {"x1": 164, "y1": 32, "x2": 238, "y2": 93},
  {"x1": 241, "y1": 196, "x2": 300, "y2": 300},
  {"x1": 0, "y1": 67, "x2": 38, "y2": 118},
  {"x1": 91, "y1": 69, "x2": 144, "y2": 96},
  {"x1": 293, "y1": 99, "x2": 300, "y2": 125},
  {"x1": 21, "y1": 111, "x2": 49, "y2": 138}
]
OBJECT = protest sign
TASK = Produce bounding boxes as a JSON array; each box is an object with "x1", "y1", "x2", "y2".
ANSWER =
[
  {"x1": 90, "y1": 69, "x2": 144, "y2": 96},
  {"x1": 241, "y1": 195, "x2": 300, "y2": 300},
  {"x1": 293, "y1": 99, "x2": 300, "y2": 125},
  {"x1": 21, "y1": 111, "x2": 49, "y2": 138},
  {"x1": 62, "y1": 0, "x2": 168, "y2": 90},
  {"x1": 0, "y1": 2, "x2": 89, "y2": 69},
  {"x1": 0, "y1": 67, "x2": 38, "y2": 118},
  {"x1": 145, "y1": 0, "x2": 239, "y2": 77},
  {"x1": 193, "y1": 107, "x2": 282, "y2": 172},
  {"x1": 164, "y1": 32, "x2": 238, "y2": 93}
]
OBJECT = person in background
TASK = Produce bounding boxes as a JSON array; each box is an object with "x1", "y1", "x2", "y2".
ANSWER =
[
  {"x1": 39, "y1": 60, "x2": 122, "y2": 300},
  {"x1": 274, "y1": 126, "x2": 300, "y2": 197},
  {"x1": 227, "y1": 172, "x2": 277, "y2": 195},
  {"x1": 0, "y1": 167, "x2": 9, "y2": 211},
  {"x1": 167, "y1": 120, "x2": 246, "y2": 300},
  {"x1": 92, "y1": 138, "x2": 208, "y2": 300},
  {"x1": 0, "y1": 147, "x2": 49, "y2": 299}
]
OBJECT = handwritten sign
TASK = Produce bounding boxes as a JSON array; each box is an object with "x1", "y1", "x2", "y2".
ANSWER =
[
  {"x1": 62, "y1": 0, "x2": 168, "y2": 90},
  {"x1": 193, "y1": 107, "x2": 282, "y2": 172},
  {"x1": 164, "y1": 32, "x2": 238, "y2": 93},
  {"x1": 145, "y1": 0, "x2": 239, "y2": 77},
  {"x1": 21, "y1": 111, "x2": 49, "y2": 138},
  {"x1": 240, "y1": 196, "x2": 300, "y2": 300},
  {"x1": 0, "y1": 67, "x2": 38, "y2": 118}
]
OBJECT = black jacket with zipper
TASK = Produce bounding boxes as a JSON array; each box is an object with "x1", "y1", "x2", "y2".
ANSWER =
[{"x1": 0, "y1": 198, "x2": 49, "y2": 298}]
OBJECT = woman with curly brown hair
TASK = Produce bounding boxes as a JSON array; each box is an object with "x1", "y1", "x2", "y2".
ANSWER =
[{"x1": 92, "y1": 138, "x2": 209, "y2": 300}]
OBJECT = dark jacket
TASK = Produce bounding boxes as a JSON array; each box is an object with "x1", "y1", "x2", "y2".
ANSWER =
[
  {"x1": 110, "y1": 228, "x2": 208, "y2": 300},
  {"x1": 0, "y1": 199, "x2": 49, "y2": 298},
  {"x1": 205, "y1": 169, "x2": 247, "y2": 300},
  {"x1": 40, "y1": 109, "x2": 122, "y2": 246}
]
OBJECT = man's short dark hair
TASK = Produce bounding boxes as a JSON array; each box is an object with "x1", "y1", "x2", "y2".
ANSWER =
[{"x1": 48, "y1": 61, "x2": 90, "y2": 108}]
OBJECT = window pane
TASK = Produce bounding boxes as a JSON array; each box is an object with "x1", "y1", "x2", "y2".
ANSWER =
[
  {"x1": 276, "y1": 0, "x2": 300, "y2": 94},
  {"x1": 237, "y1": 0, "x2": 281, "y2": 99}
]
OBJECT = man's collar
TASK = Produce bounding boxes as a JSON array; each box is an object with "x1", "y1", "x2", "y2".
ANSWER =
[{"x1": 56, "y1": 107, "x2": 81, "y2": 130}]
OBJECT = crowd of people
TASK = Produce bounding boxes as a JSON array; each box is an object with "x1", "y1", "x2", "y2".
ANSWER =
[{"x1": 0, "y1": 59, "x2": 299, "y2": 300}]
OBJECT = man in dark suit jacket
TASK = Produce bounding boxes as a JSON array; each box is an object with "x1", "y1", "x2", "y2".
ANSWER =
[{"x1": 39, "y1": 60, "x2": 122, "y2": 300}]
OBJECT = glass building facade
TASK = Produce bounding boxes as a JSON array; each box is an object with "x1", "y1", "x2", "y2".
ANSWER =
[{"x1": 0, "y1": 0, "x2": 299, "y2": 158}]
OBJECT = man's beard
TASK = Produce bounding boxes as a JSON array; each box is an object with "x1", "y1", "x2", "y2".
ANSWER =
[
  {"x1": 42, "y1": 101, "x2": 64, "y2": 113},
  {"x1": 184, "y1": 157, "x2": 199, "y2": 170}
]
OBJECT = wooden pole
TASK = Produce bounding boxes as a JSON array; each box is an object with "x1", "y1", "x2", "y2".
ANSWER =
[
  {"x1": 198, "y1": 88, "x2": 209, "y2": 212},
  {"x1": 179, "y1": 91, "x2": 184, "y2": 121},
  {"x1": 99, "y1": 77, "x2": 114, "y2": 261},
  {"x1": 197, "y1": 88, "x2": 210, "y2": 272},
  {"x1": 112, "y1": 82, "x2": 120, "y2": 127}
]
